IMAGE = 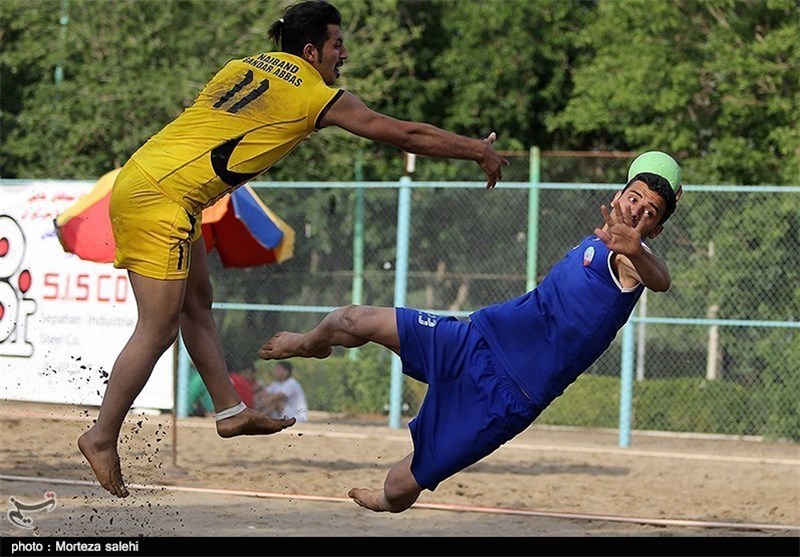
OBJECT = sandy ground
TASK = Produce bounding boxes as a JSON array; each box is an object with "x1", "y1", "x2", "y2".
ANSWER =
[{"x1": 1, "y1": 400, "x2": 798, "y2": 554}]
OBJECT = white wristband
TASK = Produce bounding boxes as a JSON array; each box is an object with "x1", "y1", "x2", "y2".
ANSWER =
[{"x1": 215, "y1": 401, "x2": 247, "y2": 421}]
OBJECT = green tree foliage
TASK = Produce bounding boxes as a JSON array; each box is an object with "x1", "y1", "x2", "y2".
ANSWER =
[
  {"x1": 549, "y1": 0, "x2": 799, "y2": 185},
  {"x1": 0, "y1": 0, "x2": 420, "y2": 180},
  {"x1": 3, "y1": 0, "x2": 256, "y2": 176},
  {"x1": 3, "y1": 0, "x2": 797, "y2": 184},
  {"x1": 417, "y1": 0, "x2": 594, "y2": 150}
]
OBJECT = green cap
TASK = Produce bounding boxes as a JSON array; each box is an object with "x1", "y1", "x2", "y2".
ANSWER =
[{"x1": 628, "y1": 151, "x2": 682, "y2": 201}]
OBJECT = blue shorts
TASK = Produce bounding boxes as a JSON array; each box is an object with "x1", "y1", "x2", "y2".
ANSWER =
[{"x1": 396, "y1": 307, "x2": 540, "y2": 491}]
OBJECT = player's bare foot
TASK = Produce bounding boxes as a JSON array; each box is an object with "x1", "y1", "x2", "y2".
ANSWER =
[
  {"x1": 216, "y1": 406, "x2": 295, "y2": 438},
  {"x1": 258, "y1": 331, "x2": 332, "y2": 360},
  {"x1": 77, "y1": 430, "x2": 129, "y2": 498},
  {"x1": 348, "y1": 487, "x2": 391, "y2": 512}
]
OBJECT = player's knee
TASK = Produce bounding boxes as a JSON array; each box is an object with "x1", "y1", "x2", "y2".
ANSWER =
[
  {"x1": 141, "y1": 323, "x2": 179, "y2": 354},
  {"x1": 183, "y1": 282, "x2": 214, "y2": 317},
  {"x1": 338, "y1": 304, "x2": 361, "y2": 333}
]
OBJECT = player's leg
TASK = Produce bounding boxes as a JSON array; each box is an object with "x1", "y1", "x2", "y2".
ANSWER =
[
  {"x1": 78, "y1": 271, "x2": 187, "y2": 497},
  {"x1": 178, "y1": 239, "x2": 240, "y2": 410},
  {"x1": 179, "y1": 240, "x2": 295, "y2": 437},
  {"x1": 259, "y1": 305, "x2": 399, "y2": 360},
  {"x1": 348, "y1": 452, "x2": 422, "y2": 513}
]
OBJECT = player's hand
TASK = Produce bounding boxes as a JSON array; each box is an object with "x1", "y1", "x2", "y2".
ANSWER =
[
  {"x1": 594, "y1": 202, "x2": 645, "y2": 257},
  {"x1": 478, "y1": 132, "x2": 510, "y2": 189}
]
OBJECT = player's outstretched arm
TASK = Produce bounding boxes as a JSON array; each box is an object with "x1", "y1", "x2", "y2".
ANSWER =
[{"x1": 320, "y1": 92, "x2": 509, "y2": 189}]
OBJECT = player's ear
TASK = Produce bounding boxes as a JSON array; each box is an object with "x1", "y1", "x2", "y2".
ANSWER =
[
  {"x1": 302, "y1": 43, "x2": 318, "y2": 63},
  {"x1": 610, "y1": 190, "x2": 622, "y2": 208},
  {"x1": 648, "y1": 224, "x2": 664, "y2": 239}
]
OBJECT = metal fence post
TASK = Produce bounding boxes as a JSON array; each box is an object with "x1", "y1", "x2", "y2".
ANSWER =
[
  {"x1": 350, "y1": 151, "x2": 365, "y2": 362},
  {"x1": 526, "y1": 147, "x2": 541, "y2": 291},
  {"x1": 618, "y1": 319, "x2": 636, "y2": 447},
  {"x1": 176, "y1": 336, "x2": 191, "y2": 418},
  {"x1": 389, "y1": 174, "x2": 412, "y2": 429}
]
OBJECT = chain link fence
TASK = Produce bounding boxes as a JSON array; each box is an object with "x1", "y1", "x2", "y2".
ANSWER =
[{"x1": 199, "y1": 152, "x2": 798, "y2": 442}]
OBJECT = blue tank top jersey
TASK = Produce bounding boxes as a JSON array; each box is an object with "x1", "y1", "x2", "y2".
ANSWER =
[{"x1": 470, "y1": 235, "x2": 645, "y2": 408}]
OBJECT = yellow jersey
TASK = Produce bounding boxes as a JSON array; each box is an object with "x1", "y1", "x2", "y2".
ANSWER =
[{"x1": 129, "y1": 52, "x2": 342, "y2": 213}]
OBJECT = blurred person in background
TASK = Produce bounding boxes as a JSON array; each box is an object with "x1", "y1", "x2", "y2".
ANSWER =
[
  {"x1": 259, "y1": 361, "x2": 308, "y2": 423},
  {"x1": 228, "y1": 361, "x2": 266, "y2": 410}
]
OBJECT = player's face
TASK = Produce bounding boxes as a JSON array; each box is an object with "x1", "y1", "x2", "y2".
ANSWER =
[
  {"x1": 613, "y1": 181, "x2": 667, "y2": 237},
  {"x1": 272, "y1": 365, "x2": 289, "y2": 381},
  {"x1": 311, "y1": 24, "x2": 348, "y2": 85}
]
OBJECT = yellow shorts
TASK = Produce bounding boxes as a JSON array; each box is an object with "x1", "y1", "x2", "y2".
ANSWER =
[{"x1": 110, "y1": 161, "x2": 202, "y2": 280}]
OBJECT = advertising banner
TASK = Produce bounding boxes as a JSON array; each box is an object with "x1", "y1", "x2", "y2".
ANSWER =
[{"x1": 0, "y1": 180, "x2": 173, "y2": 409}]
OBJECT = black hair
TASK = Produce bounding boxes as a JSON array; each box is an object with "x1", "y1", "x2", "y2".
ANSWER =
[
  {"x1": 624, "y1": 172, "x2": 677, "y2": 225},
  {"x1": 277, "y1": 361, "x2": 293, "y2": 375},
  {"x1": 268, "y1": 1, "x2": 342, "y2": 57}
]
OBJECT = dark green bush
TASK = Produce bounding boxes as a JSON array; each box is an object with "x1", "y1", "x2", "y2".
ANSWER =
[
  {"x1": 634, "y1": 378, "x2": 752, "y2": 435},
  {"x1": 537, "y1": 376, "x2": 621, "y2": 428}
]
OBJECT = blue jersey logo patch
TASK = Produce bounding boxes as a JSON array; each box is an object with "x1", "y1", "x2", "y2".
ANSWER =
[{"x1": 583, "y1": 246, "x2": 595, "y2": 266}]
